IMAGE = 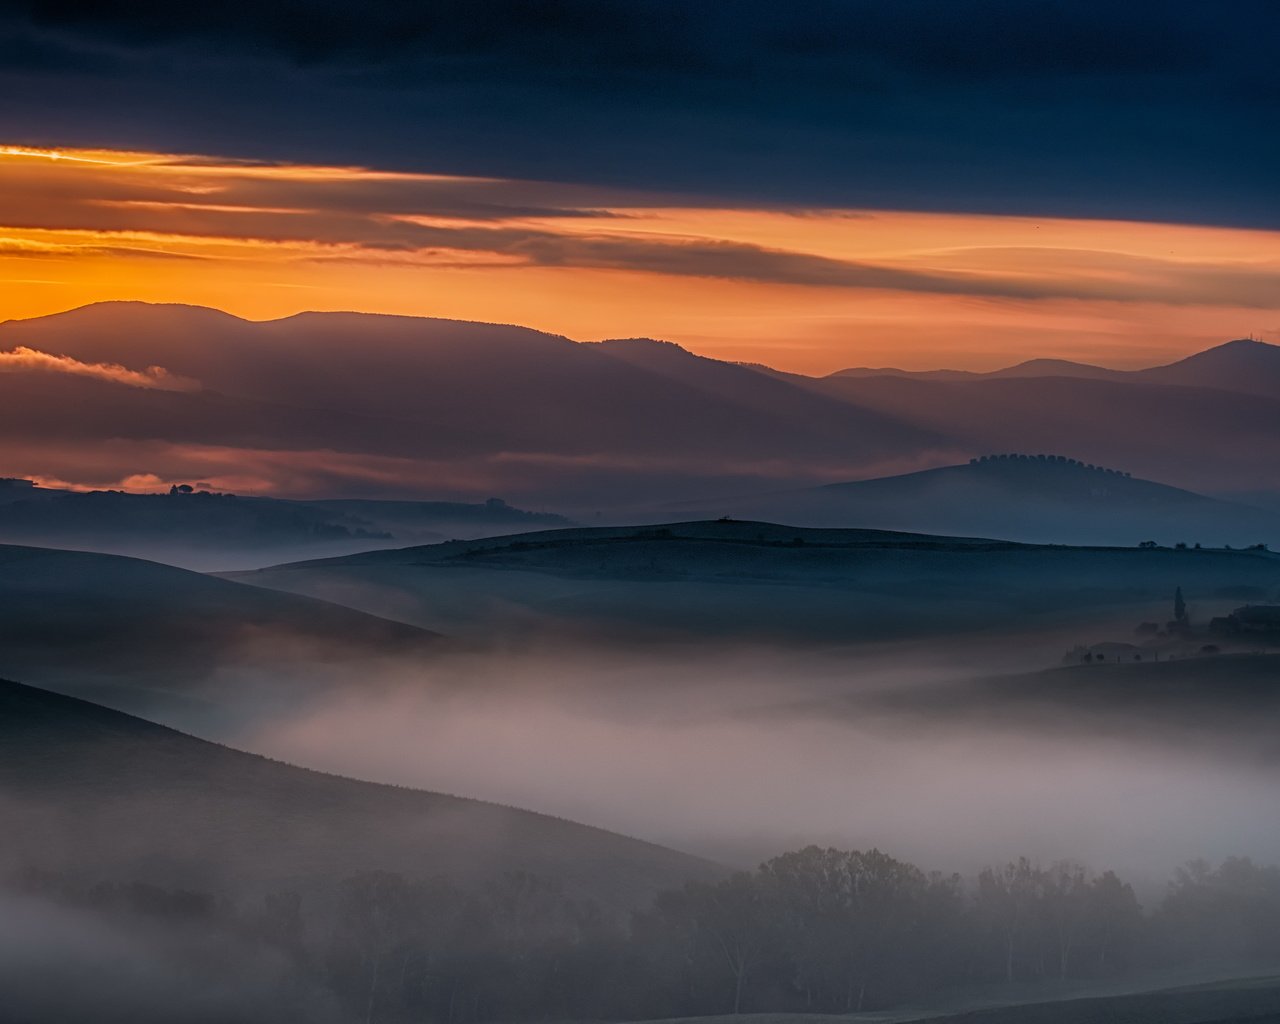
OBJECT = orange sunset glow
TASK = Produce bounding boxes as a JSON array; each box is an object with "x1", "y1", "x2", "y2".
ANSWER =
[{"x1": 2, "y1": 145, "x2": 1278, "y2": 374}]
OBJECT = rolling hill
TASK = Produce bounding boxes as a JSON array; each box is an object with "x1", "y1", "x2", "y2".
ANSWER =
[
  {"x1": 807, "y1": 371, "x2": 1280, "y2": 496},
  {"x1": 304, "y1": 496, "x2": 570, "y2": 546},
  {"x1": 0, "y1": 483, "x2": 391, "y2": 569},
  {"x1": 227, "y1": 521, "x2": 1280, "y2": 645},
  {"x1": 0, "y1": 543, "x2": 440, "y2": 713},
  {"x1": 0, "y1": 480, "x2": 571, "y2": 570},
  {"x1": 0, "y1": 678, "x2": 714, "y2": 907},
  {"x1": 672, "y1": 456, "x2": 1280, "y2": 548},
  {"x1": 808, "y1": 339, "x2": 1280, "y2": 499}
]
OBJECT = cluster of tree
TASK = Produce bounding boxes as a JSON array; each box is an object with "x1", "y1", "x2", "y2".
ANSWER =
[
  {"x1": 971, "y1": 454, "x2": 1132, "y2": 476},
  {"x1": 1138, "y1": 540, "x2": 1269, "y2": 552},
  {"x1": 11, "y1": 851, "x2": 1280, "y2": 1022},
  {"x1": 632, "y1": 851, "x2": 1149, "y2": 1016}
]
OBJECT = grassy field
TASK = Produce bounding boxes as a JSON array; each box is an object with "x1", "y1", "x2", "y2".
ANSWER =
[{"x1": 630, "y1": 971, "x2": 1280, "y2": 1024}]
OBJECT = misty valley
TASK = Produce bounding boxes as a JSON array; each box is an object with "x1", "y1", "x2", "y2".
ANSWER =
[
  {"x1": 7, "y1": 5, "x2": 1280, "y2": 1022},
  {"x1": 3, "y1": 9, "x2": 1280, "y2": 1008},
  {"x1": 4, "y1": 335, "x2": 1280, "y2": 1023}
]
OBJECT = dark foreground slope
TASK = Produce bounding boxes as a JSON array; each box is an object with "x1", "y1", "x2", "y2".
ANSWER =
[
  {"x1": 907, "y1": 974, "x2": 1280, "y2": 1024},
  {"x1": 635, "y1": 974, "x2": 1280, "y2": 1024},
  {"x1": 0, "y1": 679, "x2": 715, "y2": 908},
  {"x1": 229, "y1": 521, "x2": 1280, "y2": 644},
  {"x1": 920, "y1": 979, "x2": 1280, "y2": 1024}
]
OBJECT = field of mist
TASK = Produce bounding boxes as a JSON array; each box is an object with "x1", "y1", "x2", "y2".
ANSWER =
[
  {"x1": 4, "y1": 335, "x2": 1280, "y2": 1022},
  {"x1": 222, "y1": 643, "x2": 1280, "y2": 884},
  {"x1": 8, "y1": 0, "x2": 1280, "y2": 1015},
  {"x1": 6, "y1": 522, "x2": 1278, "y2": 886},
  {"x1": 6, "y1": 615, "x2": 1280, "y2": 1022}
]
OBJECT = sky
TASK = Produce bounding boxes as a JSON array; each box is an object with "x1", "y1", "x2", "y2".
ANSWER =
[{"x1": 0, "y1": 1, "x2": 1278, "y2": 372}]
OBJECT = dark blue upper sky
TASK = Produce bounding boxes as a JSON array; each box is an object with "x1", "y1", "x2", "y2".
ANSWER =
[{"x1": 0, "y1": 0, "x2": 1277, "y2": 227}]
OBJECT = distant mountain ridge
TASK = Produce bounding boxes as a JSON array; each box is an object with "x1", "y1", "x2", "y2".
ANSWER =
[
  {"x1": 3, "y1": 301, "x2": 1279, "y2": 505},
  {"x1": 673, "y1": 454, "x2": 1280, "y2": 548},
  {"x1": 829, "y1": 357, "x2": 1122, "y2": 382},
  {"x1": 831, "y1": 338, "x2": 1280, "y2": 397},
  {"x1": 0, "y1": 302, "x2": 941, "y2": 507}
]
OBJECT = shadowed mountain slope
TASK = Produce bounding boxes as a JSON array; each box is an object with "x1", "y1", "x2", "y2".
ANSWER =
[
  {"x1": 1139, "y1": 338, "x2": 1280, "y2": 397},
  {"x1": 0, "y1": 679, "x2": 715, "y2": 907},
  {"x1": 5, "y1": 302, "x2": 1279, "y2": 502},
  {"x1": 0, "y1": 301, "x2": 937, "y2": 465},
  {"x1": 807, "y1": 372, "x2": 1280, "y2": 495},
  {"x1": 675, "y1": 457, "x2": 1280, "y2": 547}
]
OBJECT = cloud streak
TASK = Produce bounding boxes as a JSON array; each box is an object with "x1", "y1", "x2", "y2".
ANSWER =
[
  {"x1": 0, "y1": 346, "x2": 198, "y2": 391},
  {"x1": 1, "y1": 145, "x2": 1279, "y2": 373},
  {"x1": 2, "y1": 147, "x2": 1280, "y2": 307}
]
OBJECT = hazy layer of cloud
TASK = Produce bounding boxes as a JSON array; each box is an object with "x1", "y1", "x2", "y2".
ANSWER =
[
  {"x1": 0, "y1": 890, "x2": 337, "y2": 1023},
  {"x1": 228, "y1": 645, "x2": 1280, "y2": 882}
]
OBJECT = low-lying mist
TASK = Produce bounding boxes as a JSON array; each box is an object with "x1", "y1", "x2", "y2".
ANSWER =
[
  {"x1": 219, "y1": 642, "x2": 1280, "y2": 887},
  {"x1": 0, "y1": 890, "x2": 337, "y2": 1024}
]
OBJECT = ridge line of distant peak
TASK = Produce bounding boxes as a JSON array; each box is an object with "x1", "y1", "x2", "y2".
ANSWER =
[
  {"x1": 828, "y1": 337, "x2": 1276, "y2": 379},
  {"x1": 2, "y1": 303, "x2": 1274, "y2": 382},
  {"x1": 3, "y1": 300, "x2": 576, "y2": 338}
]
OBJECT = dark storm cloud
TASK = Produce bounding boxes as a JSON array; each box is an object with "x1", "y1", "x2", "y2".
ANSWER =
[
  {"x1": 0, "y1": 1, "x2": 1276, "y2": 226},
  {"x1": 0, "y1": 0, "x2": 1207, "y2": 79}
]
